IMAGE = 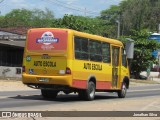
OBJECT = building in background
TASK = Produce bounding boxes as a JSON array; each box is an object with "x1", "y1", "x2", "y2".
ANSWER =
[
  {"x1": 148, "y1": 33, "x2": 160, "y2": 72},
  {"x1": 0, "y1": 27, "x2": 28, "y2": 78},
  {"x1": 148, "y1": 33, "x2": 160, "y2": 58}
]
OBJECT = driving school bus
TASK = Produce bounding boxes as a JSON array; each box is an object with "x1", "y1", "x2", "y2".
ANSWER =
[{"x1": 22, "y1": 28, "x2": 130, "y2": 101}]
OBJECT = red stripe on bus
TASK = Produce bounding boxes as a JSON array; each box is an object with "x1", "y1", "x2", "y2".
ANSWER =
[
  {"x1": 96, "y1": 81, "x2": 112, "y2": 90},
  {"x1": 72, "y1": 80, "x2": 87, "y2": 89},
  {"x1": 72, "y1": 80, "x2": 112, "y2": 90}
]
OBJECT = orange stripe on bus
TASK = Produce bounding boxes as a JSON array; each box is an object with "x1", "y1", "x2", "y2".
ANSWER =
[
  {"x1": 72, "y1": 80, "x2": 111, "y2": 90},
  {"x1": 72, "y1": 80, "x2": 87, "y2": 89},
  {"x1": 96, "y1": 81, "x2": 112, "y2": 90}
]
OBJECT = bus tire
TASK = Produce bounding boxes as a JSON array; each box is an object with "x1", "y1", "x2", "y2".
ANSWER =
[
  {"x1": 84, "y1": 81, "x2": 95, "y2": 101},
  {"x1": 78, "y1": 90, "x2": 85, "y2": 99},
  {"x1": 117, "y1": 82, "x2": 127, "y2": 98},
  {"x1": 41, "y1": 89, "x2": 58, "y2": 99}
]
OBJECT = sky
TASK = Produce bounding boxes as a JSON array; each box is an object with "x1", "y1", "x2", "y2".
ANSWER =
[{"x1": 0, "y1": 0, "x2": 122, "y2": 18}]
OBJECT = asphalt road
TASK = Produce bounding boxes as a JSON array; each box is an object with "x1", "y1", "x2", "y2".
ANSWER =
[{"x1": 0, "y1": 84, "x2": 159, "y2": 111}]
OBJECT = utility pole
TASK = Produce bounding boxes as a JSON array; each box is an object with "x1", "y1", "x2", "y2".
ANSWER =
[
  {"x1": 117, "y1": 20, "x2": 120, "y2": 38},
  {"x1": 85, "y1": 8, "x2": 86, "y2": 16},
  {"x1": 116, "y1": 20, "x2": 120, "y2": 38}
]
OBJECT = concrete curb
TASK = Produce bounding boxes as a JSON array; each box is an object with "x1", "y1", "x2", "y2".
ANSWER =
[{"x1": 130, "y1": 79, "x2": 160, "y2": 84}]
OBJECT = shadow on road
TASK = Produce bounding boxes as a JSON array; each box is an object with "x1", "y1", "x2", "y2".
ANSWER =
[{"x1": 9, "y1": 93, "x2": 118, "y2": 102}]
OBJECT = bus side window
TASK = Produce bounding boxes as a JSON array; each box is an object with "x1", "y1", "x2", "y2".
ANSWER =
[
  {"x1": 74, "y1": 36, "x2": 89, "y2": 60},
  {"x1": 89, "y1": 40, "x2": 102, "y2": 62},
  {"x1": 122, "y1": 49, "x2": 127, "y2": 67},
  {"x1": 102, "y1": 42, "x2": 110, "y2": 63}
]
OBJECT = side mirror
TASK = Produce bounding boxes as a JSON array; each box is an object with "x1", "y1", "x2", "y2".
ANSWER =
[{"x1": 125, "y1": 38, "x2": 134, "y2": 59}]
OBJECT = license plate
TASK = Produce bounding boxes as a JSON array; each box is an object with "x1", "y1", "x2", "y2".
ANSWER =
[{"x1": 39, "y1": 78, "x2": 49, "y2": 82}]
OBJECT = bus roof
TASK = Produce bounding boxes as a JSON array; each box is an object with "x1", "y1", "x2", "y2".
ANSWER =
[
  {"x1": 28, "y1": 28, "x2": 123, "y2": 46},
  {"x1": 72, "y1": 30, "x2": 123, "y2": 46}
]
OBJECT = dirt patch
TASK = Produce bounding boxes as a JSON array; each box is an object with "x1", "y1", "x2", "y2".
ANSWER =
[{"x1": 0, "y1": 80, "x2": 33, "y2": 91}]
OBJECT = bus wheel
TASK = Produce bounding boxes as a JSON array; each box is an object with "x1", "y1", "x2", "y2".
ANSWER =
[
  {"x1": 85, "y1": 81, "x2": 95, "y2": 101},
  {"x1": 41, "y1": 89, "x2": 58, "y2": 99},
  {"x1": 78, "y1": 90, "x2": 85, "y2": 99},
  {"x1": 117, "y1": 83, "x2": 127, "y2": 98}
]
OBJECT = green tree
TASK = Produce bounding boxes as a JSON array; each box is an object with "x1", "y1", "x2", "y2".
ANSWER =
[
  {"x1": 4, "y1": 9, "x2": 32, "y2": 27},
  {"x1": 100, "y1": 0, "x2": 160, "y2": 36},
  {"x1": 31, "y1": 8, "x2": 54, "y2": 27},
  {"x1": 52, "y1": 14, "x2": 106, "y2": 36},
  {"x1": 2, "y1": 8, "x2": 54, "y2": 27},
  {"x1": 147, "y1": 0, "x2": 160, "y2": 31},
  {"x1": 120, "y1": 0, "x2": 160, "y2": 35},
  {"x1": 100, "y1": 5, "x2": 120, "y2": 38},
  {"x1": 120, "y1": 0, "x2": 150, "y2": 34},
  {"x1": 122, "y1": 30, "x2": 160, "y2": 78},
  {"x1": 101, "y1": 5, "x2": 120, "y2": 22},
  {"x1": 0, "y1": 16, "x2": 5, "y2": 27}
]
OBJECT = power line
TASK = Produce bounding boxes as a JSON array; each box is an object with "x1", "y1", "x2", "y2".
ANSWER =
[
  {"x1": 0, "y1": 0, "x2": 5, "y2": 15},
  {"x1": 0, "y1": 0, "x2": 102, "y2": 17},
  {"x1": 44, "y1": 0, "x2": 100, "y2": 16},
  {"x1": 55, "y1": 0, "x2": 99, "y2": 15},
  {"x1": 0, "y1": 0, "x2": 4, "y2": 3}
]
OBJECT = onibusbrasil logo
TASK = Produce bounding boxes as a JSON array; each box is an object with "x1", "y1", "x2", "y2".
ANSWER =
[{"x1": 36, "y1": 31, "x2": 59, "y2": 45}]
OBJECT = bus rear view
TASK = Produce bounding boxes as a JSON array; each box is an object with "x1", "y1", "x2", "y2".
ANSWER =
[
  {"x1": 23, "y1": 28, "x2": 130, "y2": 101},
  {"x1": 22, "y1": 28, "x2": 72, "y2": 99}
]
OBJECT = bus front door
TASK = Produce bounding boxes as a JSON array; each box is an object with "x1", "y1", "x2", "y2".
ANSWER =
[{"x1": 112, "y1": 46, "x2": 120, "y2": 88}]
